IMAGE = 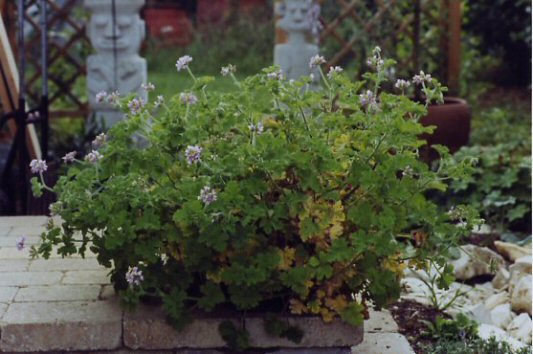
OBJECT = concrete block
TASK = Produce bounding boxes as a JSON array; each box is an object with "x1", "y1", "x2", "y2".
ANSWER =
[
  {"x1": 0, "y1": 300, "x2": 122, "y2": 352},
  {"x1": 124, "y1": 305, "x2": 363, "y2": 350}
]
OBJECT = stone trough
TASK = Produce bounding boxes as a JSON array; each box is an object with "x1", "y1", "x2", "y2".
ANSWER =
[{"x1": 0, "y1": 216, "x2": 414, "y2": 353}]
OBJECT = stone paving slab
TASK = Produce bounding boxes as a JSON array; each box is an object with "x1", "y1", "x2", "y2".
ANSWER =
[
  {"x1": 62, "y1": 270, "x2": 110, "y2": 285},
  {"x1": 0, "y1": 271, "x2": 63, "y2": 286},
  {"x1": 0, "y1": 216, "x2": 415, "y2": 353},
  {"x1": 15, "y1": 285, "x2": 102, "y2": 302},
  {"x1": 351, "y1": 333, "x2": 415, "y2": 354},
  {"x1": 29, "y1": 257, "x2": 102, "y2": 272},
  {"x1": 0, "y1": 259, "x2": 29, "y2": 272},
  {"x1": 0, "y1": 286, "x2": 18, "y2": 302}
]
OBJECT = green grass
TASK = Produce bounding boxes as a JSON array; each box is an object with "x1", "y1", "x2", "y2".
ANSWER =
[{"x1": 148, "y1": 70, "x2": 244, "y2": 99}]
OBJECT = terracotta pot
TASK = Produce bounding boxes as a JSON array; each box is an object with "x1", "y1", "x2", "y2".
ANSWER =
[{"x1": 419, "y1": 97, "x2": 471, "y2": 162}]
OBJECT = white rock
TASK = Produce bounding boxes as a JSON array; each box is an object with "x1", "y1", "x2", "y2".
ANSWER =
[
  {"x1": 401, "y1": 277, "x2": 430, "y2": 295},
  {"x1": 515, "y1": 255, "x2": 532, "y2": 265},
  {"x1": 510, "y1": 274, "x2": 532, "y2": 315},
  {"x1": 494, "y1": 241, "x2": 532, "y2": 262},
  {"x1": 509, "y1": 260, "x2": 532, "y2": 295},
  {"x1": 465, "y1": 283, "x2": 495, "y2": 304},
  {"x1": 492, "y1": 267, "x2": 510, "y2": 290},
  {"x1": 478, "y1": 324, "x2": 528, "y2": 351},
  {"x1": 465, "y1": 303, "x2": 493, "y2": 325},
  {"x1": 485, "y1": 291, "x2": 510, "y2": 311},
  {"x1": 507, "y1": 313, "x2": 532, "y2": 344},
  {"x1": 403, "y1": 265, "x2": 442, "y2": 282},
  {"x1": 450, "y1": 245, "x2": 505, "y2": 280},
  {"x1": 472, "y1": 223, "x2": 493, "y2": 235},
  {"x1": 490, "y1": 303, "x2": 515, "y2": 329}
]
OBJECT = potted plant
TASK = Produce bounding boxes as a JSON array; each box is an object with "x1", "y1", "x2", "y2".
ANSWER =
[{"x1": 29, "y1": 48, "x2": 479, "y2": 351}]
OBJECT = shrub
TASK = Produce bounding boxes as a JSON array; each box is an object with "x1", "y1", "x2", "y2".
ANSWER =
[
  {"x1": 30, "y1": 49, "x2": 478, "y2": 348},
  {"x1": 448, "y1": 107, "x2": 531, "y2": 236}
]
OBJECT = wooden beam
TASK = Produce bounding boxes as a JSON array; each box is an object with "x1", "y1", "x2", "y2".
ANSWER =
[
  {"x1": 447, "y1": 0, "x2": 461, "y2": 95},
  {"x1": 0, "y1": 9, "x2": 41, "y2": 160}
]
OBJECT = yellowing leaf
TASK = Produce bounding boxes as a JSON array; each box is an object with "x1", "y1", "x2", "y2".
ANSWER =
[
  {"x1": 289, "y1": 299, "x2": 307, "y2": 315},
  {"x1": 325, "y1": 295, "x2": 349, "y2": 312},
  {"x1": 277, "y1": 247, "x2": 296, "y2": 270},
  {"x1": 320, "y1": 307, "x2": 336, "y2": 322}
]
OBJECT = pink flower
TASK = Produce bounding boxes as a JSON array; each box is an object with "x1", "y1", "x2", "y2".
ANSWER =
[{"x1": 29, "y1": 159, "x2": 47, "y2": 174}]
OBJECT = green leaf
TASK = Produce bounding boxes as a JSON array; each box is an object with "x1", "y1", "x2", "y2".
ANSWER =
[
  {"x1": 218, "y1": 320, "x2": 250, "y2": 351},
  {"x1": 340, "y1": 303, "x2": 364, "y2": 326},
  {"x1": 198, "y1": 282, "x2": 225, "y2": 311},
  {"x1": 30, "y1": 177, "x2": 43, "y2": 197},
  {"x1": 507, "y1": 204, "x2": 529, "y2": 221}
]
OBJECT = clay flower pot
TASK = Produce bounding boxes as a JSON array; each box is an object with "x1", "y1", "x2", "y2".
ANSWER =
[{"x1": 419, "y1": 97, "x2": 471, "y2": 162}]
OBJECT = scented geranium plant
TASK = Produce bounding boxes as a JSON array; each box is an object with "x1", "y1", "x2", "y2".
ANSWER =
[{"x1": 30, "y1": 48, "x2": 479, "y2": 347}]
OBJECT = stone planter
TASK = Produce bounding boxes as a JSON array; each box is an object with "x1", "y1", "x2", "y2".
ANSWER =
[
  {"x1": 124, "y1": 304, "x2": 364, "y2": 351},
  {"x1": 419, "y1": 97, "x2": 471, "y2": 162}
]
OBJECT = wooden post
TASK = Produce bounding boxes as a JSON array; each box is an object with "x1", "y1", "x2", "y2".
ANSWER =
[
  {"x1": 447, "y1": 0, "x2": 461, "y2": 95},
  {"x1": 0, "y1": 10, "x2": 41, "y2": 160}
]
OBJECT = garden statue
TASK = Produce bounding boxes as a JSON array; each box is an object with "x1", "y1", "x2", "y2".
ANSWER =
[
  {"x1": 274, "y1": 0, "x2": 320, "y2": 81},
  {"x1": 85, "y1": 0, "x2": 147, "y2": 127}
]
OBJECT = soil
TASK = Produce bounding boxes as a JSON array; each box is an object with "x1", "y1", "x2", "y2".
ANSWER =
[
  {"x1": 463, "y1": 232, "x2": 501, "y2": 251},
  {"x1": 388, "y1": 299, "x2": 450, "y2": 354}
]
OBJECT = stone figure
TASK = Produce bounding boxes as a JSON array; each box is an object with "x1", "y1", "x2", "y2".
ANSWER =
[
  {"x1": 274, "y1": 0, "x2": 320, "y2": 81},
  {"x1": 84, "y1": 0, "x2": 147, "y2": 126}
]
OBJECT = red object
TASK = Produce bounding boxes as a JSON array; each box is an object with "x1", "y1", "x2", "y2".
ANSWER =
[
  {"x1": 144, "y1": 8, "x2": 193, "y2": 46},
  {"x1": 197, "y1": 0, "x2": 231, "y2": 28},
  {"x1": 420, "y1": 97, "x2": 471, "y2": 161},
  {"x1": 239, "y1": 0, "x2": 268, "y2": 12}
]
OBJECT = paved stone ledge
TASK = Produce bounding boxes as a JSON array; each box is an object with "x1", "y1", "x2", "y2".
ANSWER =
[
  {"x1": 0, "y1": 216, "x2": 414, "y2": 353},
  {"x1": 124, "y1": 305, "x2": 363, "y2": 350}
]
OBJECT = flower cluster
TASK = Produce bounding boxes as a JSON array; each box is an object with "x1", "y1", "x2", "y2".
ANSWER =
[
  {"x1": 92, "y1": 133, "x2": 107, "y2": 149},
  {"x1": 180, "y1": 92, "x2": 198, "y2": 105},
  {"x1": 95, "y1": 91, "x2": 107, "y2": 103},
  {"x1": 16, "y1": 236, "x2": 26, "y2": 251},
  {"x1": 327, "y1": 66, "x2": 343, "y2": 79},
  {"x1": 412, "y1": 71, "x2": 432, "y2": 85},
  {"x1": 62, "y1": 151, "x2": 76, "y2": 163},
  {"x1": 366, "y1": 46, "x2": 384, "y2": 70},
  {"x1": 309, "y1": 54, "x2": 326, "y2": 69},
  {"x1": 198, "y1": 186, "x2": 217, "y2": 206},
  {"x1": 267, "y1": 69, "x2": 284, "y2": 80},
  {"x1": 185, "y1": 145, "x2": 202, "y2": 165},
  {"x1": 359, "y1": 90, "x2": 378, "y2": 111},
  {"x1": 248, "y1": 122, "x2": 264, "y2": 134},
  {"x1": 221, "y1": 64, "x2": 236, "y2": 77},
  {"x1": 107, "y1": 91, "x2": 120, "y2": 104},
  {"x1": 125, "y1": 266, "x2": 144, "y2": 286},
  {"x1": 141, "y1": 82, "x2": 155, "y2": 92},
  {"x1": 176, "y1": 55, "x2": 193, "y2": 71},
  {"x1": 29, "y1": 159, "x2": 47, "y2": 174},
  {"x1": 154, "y1": 95, "x2": 164, "y2": 108},
  {"x1": 128, "y1": 98, "x2": 145, "y2": 115},
  {"x1": 394, "y1": 79, "x2": 411, "y2": 90},
  {"x1": 85, "y1": 150, "x2": 103, "y2": 164}
]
